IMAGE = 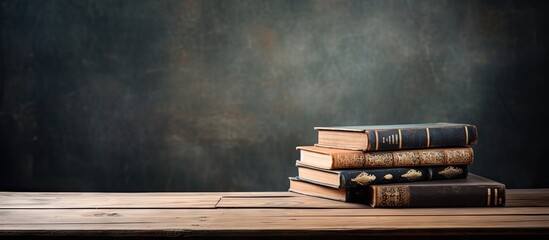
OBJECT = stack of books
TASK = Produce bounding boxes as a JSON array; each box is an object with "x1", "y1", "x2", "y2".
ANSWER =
[{"x1": 289, "y1": 122, "x2": 506, "y2": 207}]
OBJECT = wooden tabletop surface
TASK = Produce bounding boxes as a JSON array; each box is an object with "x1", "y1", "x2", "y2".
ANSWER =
[{"x1": 1, "y1": 189, "x2": 549, "y2": 239}]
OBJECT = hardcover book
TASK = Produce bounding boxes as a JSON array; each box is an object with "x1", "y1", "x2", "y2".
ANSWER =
[
  {"x1": 315, "y1": 122, "x2": 478, "y2": 151},
  {"x1": 295, "y1": 161, "x2": 468, "y2": 188},
  {"x1": 288, "y1": 173, "x2": 505, "y2": 208},
  {"x1": 297, "y1": 145, "x2": 474, "y2": 169}
]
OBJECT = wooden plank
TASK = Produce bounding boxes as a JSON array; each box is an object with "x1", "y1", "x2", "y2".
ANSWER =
[
  {"x1": 0, "y1": 192, "x2": 288, "y2": 209},
  {"x1": 0, "y1": 208, "x2": 548, "y2": 236},
  {"x1": 218, "y1": 194, "x2": 370, "y2": 208},
  {"x1": 0, "y1": 193, "x2": 221, "y2": 209},
  {"x1": 1, "y1": 189, "x2": 548, "y2": 210},
  {"x1": 0, "y1": 190, "x2": 548, "y2": 238},
  {"x1": 208, "y1": 214, "x2": 549, "y2": 231},
  {"x1": 218, "y1": 196, "x2": 549, "y2": 216},
  {"x1": 3, "y1": 207, "x2": 547, "y2": 225},
  {"x1": 0, "y1": 192, "x2": 296, "y2": 209},
  {"x1": 217, "y1": 189, "x2": 549, "y2": 208},
  {"x1": 213, "y1": 207, "x2": 549, "y2": 216}
]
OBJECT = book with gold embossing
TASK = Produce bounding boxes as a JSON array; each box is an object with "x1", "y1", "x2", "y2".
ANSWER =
[
  {"x1": 315, "y1": 122, "x2": 477, "y2": 151},
  {"x1": 296, "y1": 161, "x2": 468, "y2": 188},
  {"x1": 288, "y1": 173, "x2": 505, "y2": 207},
  {"x1": 297, "y1": 145, "x2": 474, "y2": 169}
]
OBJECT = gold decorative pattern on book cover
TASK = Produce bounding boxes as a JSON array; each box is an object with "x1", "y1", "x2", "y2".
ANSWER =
[
  {"x1": 377, "y1": 186, "x2": 410, "y2": 207},
  {"x1": 351, "y1": 172, "x2": 376, "y2": 185},
  {"x1": 401, "y1": 169, "x2": 423, "y2": 181},
  {"x1": 333, "y1": 153, "x2": 366, "y2": 168},
  {"x1": 418, "y1": 150, "x2": 446, "y2": 165},
  {"x1": 438, "y1": 166, "x2": 464, "y2": 178},
  {"x1": 446, "y1": 148, "x2": 473, "y2": 164},
  {"x1": 365, "y1": 152, "x2": 394, "y2": 167},
  {"x1": 393, "y1": 151, "x2": 421, "y2": 166}
]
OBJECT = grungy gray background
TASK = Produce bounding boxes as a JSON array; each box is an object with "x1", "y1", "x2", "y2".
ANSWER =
[{"x1": 1, "y1": 0, "x2": 548, "y2": 191}]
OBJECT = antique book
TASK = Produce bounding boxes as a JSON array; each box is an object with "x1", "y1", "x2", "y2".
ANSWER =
[
  {"x1": 297, "y1": 145, "x2": 474, "y2": 169},
  {"x1": 295, "y1": 161, "x2": 468, "y2": 188},
  {"x1": 315, "y1": 122, "x2": 478, "y2": 151},
  {"x1": 288, "y1": 173, "x2": 505, "y2": 207}
]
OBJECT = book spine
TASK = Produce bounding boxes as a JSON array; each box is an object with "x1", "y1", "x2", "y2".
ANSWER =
[
  {"x1": 361, "y1": 147, "x2": 474, "y2": 168},
  {"x1": 366, "y1": 125, "x2": 478, "y2": 151},
  {"x1": 371, "y1": 184, "x2": 505, "y2": 207},
  {"x1": 339, "y1": 165, "x2": 468, "y2": 188},
  {"x1": 332, "y1": 153, "x2": 366, "y2": 169}
]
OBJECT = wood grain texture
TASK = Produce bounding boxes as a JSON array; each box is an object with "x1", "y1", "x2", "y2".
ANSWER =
[
  {"x1": 0, "y1": 190, "x2": 548, "y2": 238},
  {"x1": 216, "y1": 189, "x2": 549, "y2": 208},
  {"x1": 217, "y1": 195, "x2": 369, "y2": 209},
  {"x1": 1, "y1": 189, "x2": 548, "y2": 210},
  {"x1": 1, "y1": 209, "x2": 549, "y2": 238},
  {"x1": 0, "y1": 192, "x2": 286, "y2": 209}
]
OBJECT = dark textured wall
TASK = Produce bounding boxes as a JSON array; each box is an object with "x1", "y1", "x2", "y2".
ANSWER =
[{"x1": 1, "y1": 0, "x2": 548, "y2": 191}]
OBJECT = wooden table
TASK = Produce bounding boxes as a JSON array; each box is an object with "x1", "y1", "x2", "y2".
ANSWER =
[{"x1": 1, "y1": 189, "x2": 549, "y2": 239}]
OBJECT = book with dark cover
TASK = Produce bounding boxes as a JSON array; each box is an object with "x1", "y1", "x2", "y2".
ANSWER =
[
  {"x1": 297, "y1": 145, "x2": 474, "y2": 169},
  {"x1": 288, "y1": 174, "x2": 506, "y2": 208},
  {"x1": 369, "y1": 173, "x2": 506, "y2": 207},
  {"x1": 296, "y1": 161, "x2": 468, "y2": 188},
  {"x1": 315, "y1": 122, "x2": 478, "y2": 151}
]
